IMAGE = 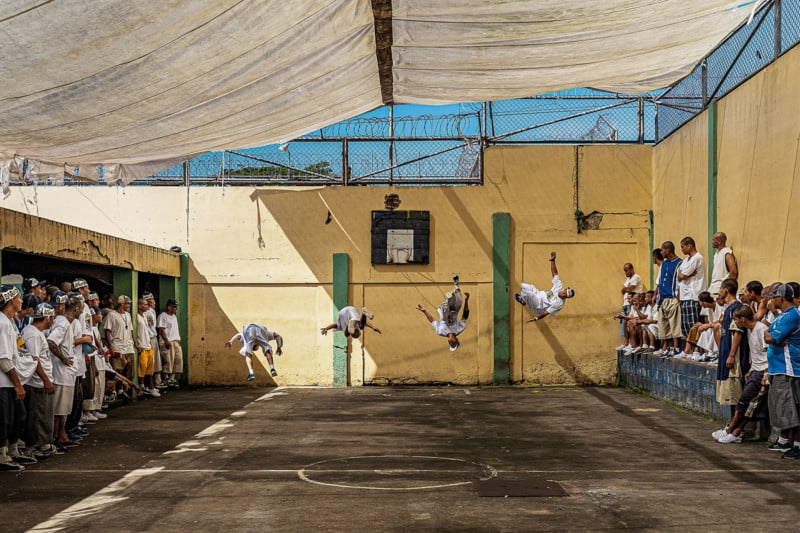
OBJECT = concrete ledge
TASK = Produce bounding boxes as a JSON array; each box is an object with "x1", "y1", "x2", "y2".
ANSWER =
[{"x1": 617, "y1": 350, "x2": 727, "y2": 420}]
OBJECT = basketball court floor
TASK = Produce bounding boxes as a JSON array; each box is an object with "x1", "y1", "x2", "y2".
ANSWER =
[{"x1": 3, "y1": 386, "x2": 798, "y2": 532}]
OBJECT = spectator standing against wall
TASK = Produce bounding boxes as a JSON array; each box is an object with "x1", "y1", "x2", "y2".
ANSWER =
[
  {"x1": 655, "y1": 242, "x2": 682, "y2": 357},
  {"x1": 677, "y1": 236, "x2": 706, "y2": 343},
  {"x1": 708, "y1": 232, "x2": 738, "y2": 295},
  {"x1": 617, "y1": 263, "x2": 644, "y2": 351},
  {"x1": 763, "y1": 284, "x2": 800, "y2": 459},
  {"x1": 716, "y1": 279, "x2": 748, "y2": 418},
  {"x1": 158, "y1": 299, "x2": 184, "y2": 388}
]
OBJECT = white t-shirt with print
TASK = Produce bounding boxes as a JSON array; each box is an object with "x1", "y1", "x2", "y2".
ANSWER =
[
  {"x1": 48, "y1": 315, "x2": 76, "y2": 386},
  {"x1": 23, "y1": 324, "x2": 52, "y2": 388},
  {"x1": 431, "y1": 319, "x2": 467, "y2": 337},
  {"x1": 158, "y1": 312, "x2": 181, "y2": 342},
  {"x1": 748, "y1": 321, "x2": 769, "y2": 372}
]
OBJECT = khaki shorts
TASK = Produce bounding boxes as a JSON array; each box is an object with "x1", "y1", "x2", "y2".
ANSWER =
[
  {"x1": 110, "y1": 353, "x2": 131, "y2": 372},
  {"x1": 657, "y1": 298, "x2": 681, "y2": 340},
  {"x1": 138, "y1": 348, "x2": 154, "y2": 377},
  {"x1": 53, "y1": 384, "x2": 75, "y2": 416}
]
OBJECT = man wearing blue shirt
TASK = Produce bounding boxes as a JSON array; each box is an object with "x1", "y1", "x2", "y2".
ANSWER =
[
  {"x1": 763, "y1": 284, "x2": 800, "y2": 459},
  {"x1": 655, "y1": 241, "x2": 683, "y2": 357}
]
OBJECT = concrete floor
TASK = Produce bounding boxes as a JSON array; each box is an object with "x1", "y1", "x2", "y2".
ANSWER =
[{"x1": 2, "y1": 386, "x2": 798, "y2": 532}]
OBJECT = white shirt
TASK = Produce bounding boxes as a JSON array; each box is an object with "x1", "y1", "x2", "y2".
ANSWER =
[
  {"x1": 623, "y1": 273, "x2": 644, "y2": 306},
  {"x1": 158, "y1": 312, "x2": 181, "y2": 342},
  {"x1": 70, "y1": 317, "x2": 87, "y2": 377},
  {"x1": 136, "y1": 313, "x2": 152, "y2": 349},
  {"x1": 144, "y1": 308, "x2": 158, "y2": 338},
  {"x1": 0, "y1": 313, "x2": 22, "y2": 388},
  {"x1": 748, "y1": 321, "x2": 768, "y2": 372},
  {"x1": 92, "y1": 325, "x2": 109, "y2": 372},
  {"x1": 521, "y1": 275, "x2": 565, "y2": 316},
  {"x1": 48, "y1": 315, "x2": 76, "y2": 386},
  {"x1": 678, "y1": 253, "x2": 705, "y2": 301},
  {"x1": 431, "y1": 319, "x2": 467, "y2": 337},
  {"x1": 23, "y1": 324, "x2": 52, "y2": 388},
  {"x1": 708, "y1": 246, "x2": 733, "y2": 294},
  {"x1": 336, "y1": 306, "x2": 360, "y2": 332}
]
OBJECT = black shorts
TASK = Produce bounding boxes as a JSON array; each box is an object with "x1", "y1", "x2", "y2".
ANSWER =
[{"x1": 735, "y1": 370, "x2": 768, "y2": 419}]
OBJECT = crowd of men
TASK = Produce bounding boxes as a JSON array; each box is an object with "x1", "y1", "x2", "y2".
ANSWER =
[
  {"x1": 1, "y1": 276, "x2": 183, "y2": 472},
  {"x1": 615, "y1": 232, "x2": 800, "y2": 460}
]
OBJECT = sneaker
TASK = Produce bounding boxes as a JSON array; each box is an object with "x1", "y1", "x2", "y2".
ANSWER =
[
  {"x1": 11, "y1": 453, "x2": 38, "y2": 465},
  {"x1": 53, "y1": 442, "x2": 70, "y2": 453},
  {"x1": 85, "y1": 412, "x2": 98, "y2": 422},
  {"x1": 712, "y1": 428, "x2": 728, "y2": 440},
  {"x1": 93, "y1": 411, "x2": 108, "y2": 420},
  {"x1": 691, "y1": 352, "x2": 702, "y2": 361},
  {"x1": 514, "y1": 293, "x2": 524, "y2": 305},
  {"x1": 75, "y1": 425, "x2": 89, "y2": 435},
  {"x1": 67, "y1": 432, "x2": 84, "y2": 442},
  {"x1": 41, "y1": 445, "x2": 63, "y2": 456},
  {"x1": 768, "y1": 441, "x2": 792, "y2": 452},
  {"x1": 246, "y1": 373, "x2": 255, "y2": 381},
  {"x1": 361, "y1": 307, "x2": 374, "y2": 320},
  {"x1": 0, "y1": 459, "x2": 25, "y2": 472},
  {"x1": 31, "y1": 450, "x2": 49, "y2": 461},
  {"x1": 717, "y1": 432, "x2": 742, "y2": 444},
  {"x1": 653, "y1": 349, "x2": 665, "y2": 356},
  {"x1": 616, "y1": 343, "x2": 629, "y2": 351},
  {"x1": 59, "y1": 439, "x2": 80, "y2": 448},
  {"x1": 270, "y1": 368, "x2": 278, "y2": 377},
  {"x1": 782, "y1": 446, "x2": 800, "y2": 459},
  {"x1": 149, "y1": 388, "x2": 161, "y2": 398},
  {"x1": 156, "y1": 382, "x2": 168, "y2": 389},
  {"x1": 80, "y1": 414, "x2": 89, "y2": 424}
]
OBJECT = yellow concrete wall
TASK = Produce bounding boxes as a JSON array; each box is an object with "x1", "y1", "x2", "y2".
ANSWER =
[
  {"x1": 0, "y1": 144, "x2": 653, "y2": 386},
  {"x1": 653, "y1": 44, "x2": 800, "y2": 286}
]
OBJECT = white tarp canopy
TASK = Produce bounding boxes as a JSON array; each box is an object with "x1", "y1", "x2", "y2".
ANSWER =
[{"x1": 0, "y1": 0, "x2": 760, "y2": 183}]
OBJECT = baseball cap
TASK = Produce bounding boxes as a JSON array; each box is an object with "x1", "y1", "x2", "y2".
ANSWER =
[
  {"x1": 91, "y1": 305, "x2": 102, "y2": 315},
  {"x1": 51, "y1": 290, "x2": 68, "y2": 305},
  {"x1": 32, "y1": 302, "x2": 55, "y2": 318},
  {"x1": 0, "y1": 285, "x2": 21, "y2": 308},
  {"x1": 72, "y1": 278, "x2": 88, "y2": 290},
  {"x1": 117, "y1": 295, "x2": 132, "y2": 304},
  {"x1": 22, "y1": 277, "x2": 46, "y2": 291},
  {"x1": 449, "y1": 340, "x2": 460, "y2": 352},
  {"x1": 167, "y1": 298, "x2": 179, "y2": 307},
  {"x1": 764, "y1": 283, "x2": 794, "y2": 299},
  {"x1": 69, "y1": 291, "x2": 85, "y2": 303},
  {"x1": 565, "y1": 287, "x2": 575, "y2": 298},
  {"x1": 87, "y1": 292, "x2": 99, "y2": 301},
  {"x1": 141, "y1": 292, "x2": 154, "y2": 300}
]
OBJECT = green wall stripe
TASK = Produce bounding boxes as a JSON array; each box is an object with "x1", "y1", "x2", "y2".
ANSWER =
[
  {"x1": 332, "y1": 253, "x2": 349, "y2": 387},
  {"x1": 179, "y1": 254, "x2": 189, "y2": 384},
  {"x1": 492, "y1": 213, "x2": 511, "y2": 385},
  {"x1": 708, "y1": 101, "x2": 718, "y2": 280},
  {"x1": 113, "y1": 268, "x2": 138, "y2": 386}
]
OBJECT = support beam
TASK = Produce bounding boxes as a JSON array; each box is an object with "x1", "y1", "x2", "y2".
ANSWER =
[
  {"x1": 371, "y1": 0, "x2": 393, "y2": 105},
  {"x1": 492, "y1": 213, "x2": 511, "y2": 385},
  {"x1": 178, "y1": 254, "x2": 189, "y2": 384},
  {"x1": 332, "y1": 253, "x2": 349, "y2": 387}
]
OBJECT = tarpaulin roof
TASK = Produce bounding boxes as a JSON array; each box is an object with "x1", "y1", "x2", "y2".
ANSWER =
[{"x1": 0, "y1": 0, "x2": 760, "y2": 177}]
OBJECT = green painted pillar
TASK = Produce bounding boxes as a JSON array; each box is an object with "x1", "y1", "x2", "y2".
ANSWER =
[
  {"x1": 178, "y1": 254, "x2": 189, "y2": 384},
  {"x1": 113, "y1": 268, "x2": 138, "y2": 386},
  {"x1": 332, "y1": 253, "x2": 349, "y2": 387},
  {"x1": 492, "y1": 213, "x2": 511, "y2": 385},
  {"x1": 708, "y1": 101, "x2": 718, "y2": 280}
]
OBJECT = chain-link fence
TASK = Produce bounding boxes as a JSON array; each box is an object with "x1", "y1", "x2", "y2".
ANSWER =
[{"x1": 656, "y1": 0, "x2": 799, "y2": 141}]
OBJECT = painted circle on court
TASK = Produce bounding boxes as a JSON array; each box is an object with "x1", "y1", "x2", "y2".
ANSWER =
[{"x1": 298, "y1": 455, "x2": 497, "y2": 491}]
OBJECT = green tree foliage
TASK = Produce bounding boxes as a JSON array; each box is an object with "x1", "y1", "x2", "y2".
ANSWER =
[{"x1": 230, "y1": 160, "x2": 333, "y2": 177}]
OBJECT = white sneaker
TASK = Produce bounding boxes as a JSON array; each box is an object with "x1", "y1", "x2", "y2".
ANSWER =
[
  {"x1": 712, "y1": 428, "x2": 728, "y2": 440},
  {"x1": 362, "y1": 307, "x2": 374, "y2": 320},
  {"x1": 717, "y1": 432, "x2": 742, "y2": 444},
  {"x1": 653, "y1": 349, "x2": 665, "y2": 356},
  {"x1": 85, "y1": 412, "x2": 98, "y2": 422},
  {"x1": 93, "y1": 411, "x2": 108, "y2": 420},
  {"x1": 617, "y1": 344, "x2": 630, "y2": 351},
  {"x1": 150, "y1": 388, "x2": 161, "y2": 398},
  {"x1": 691, "y1": 352, "x2": 702, "y2": 361}
]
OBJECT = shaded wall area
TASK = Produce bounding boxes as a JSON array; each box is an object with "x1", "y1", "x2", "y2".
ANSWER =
[{"x1": 653, "y1": 44, "x2": 800, "y2": 283}]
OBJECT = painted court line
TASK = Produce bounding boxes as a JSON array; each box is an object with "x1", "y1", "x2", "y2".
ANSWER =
[{"x1": 28, "y1": 388, "x2": 289, "y2": 532}]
